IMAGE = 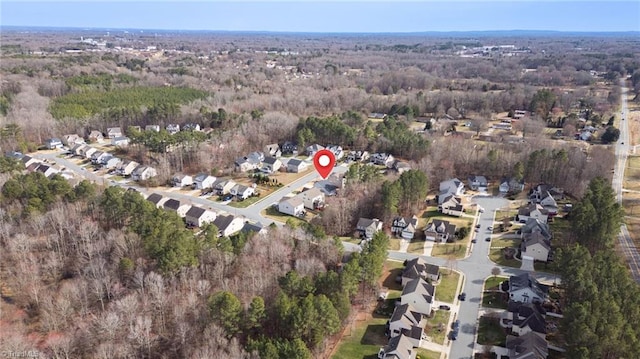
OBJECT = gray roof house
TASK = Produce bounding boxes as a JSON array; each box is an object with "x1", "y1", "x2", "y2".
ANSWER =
[
  {"x1": 356, "y1": 218, "x2": 383, "y2": 239},
  {"x1": 401, "y1": 257, "x2": 439, "y2": 286},
  {"x1": 468, "y1": 175, "x2": 488, "y2": 191},
  {"x1": 505, "y1": 332, "x2": 549, "y2": 359},
  {"x1": 401, "y1": 277, "x2": 435, "y2": 316},
  {"x1": 287, "y1": 158, "x2": 308, "y2": 173},
  {"x1": 379, "y1": 333, "x2": 416, "y2": 359},
  {"x1": 508, "y1": 273, "x2": 549, "y2": 304}
]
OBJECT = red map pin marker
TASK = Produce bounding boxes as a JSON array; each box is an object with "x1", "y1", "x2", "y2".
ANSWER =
[{"x1": 313, "y1": 149, "x2": 336, "y2": 179}]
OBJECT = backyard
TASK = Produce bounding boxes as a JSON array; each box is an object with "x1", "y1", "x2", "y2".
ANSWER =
[{"x1": 331, "y1": 316, "x2": 389, "y2": 359}]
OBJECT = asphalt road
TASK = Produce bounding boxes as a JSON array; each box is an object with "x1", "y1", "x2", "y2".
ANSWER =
[{"x1": 614, "y1": 79, "x2": 640, "y2": 283}]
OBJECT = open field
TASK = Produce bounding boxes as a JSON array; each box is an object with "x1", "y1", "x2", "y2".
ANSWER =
[{"x1": 624, "y1": 156, "x2": 640, "y2": 191}]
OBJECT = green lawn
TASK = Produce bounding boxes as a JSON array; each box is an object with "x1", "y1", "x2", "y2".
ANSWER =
[
  {"x1": 482, "y1": 292, "x2": 509, "y2": 310},
  {"x1": 415, "y1": 348, "x2": 441, "y2": 359},
  {"x1": 431, "y1": 242, "x2": 467, "y2": 259},
  {"x1": 435, "y1": 270, "x2": 460, "y2": 304},
  {"x1": 534, "y1": 261, "x2": 562, "y2": 274},
  {"x1": 489, "y1": 248, "x2": 520, "y2": 268},
  {"x1": 381, "y1": 260, "x2": 404, "y2": 291},
  {"x1": 490, "y1": 236, "x2": 519, "y2": 248},
  {"x1": 227, "y1": 195, "x2": 262, "y2": 208},
  {"x1": 332, "y1": 317, "x2": 388, "y2": 359},
  {"x1": 477, "y1": 316, "x2": 507, "y2": 346},
  {"x1": 408, "y1": 239, "x2": 426, "y2": 254},
  {"x1": 484, "y1": 276, "x2": 508, "y2": 291},
  {"x1": 261, "y1": 206, "x2": 306, "y2": 226},
  {"x1": 388, "y1": 238, "x2": 401, "y2": 251},
  {"x1": 425, "y1": 309, "x2": 450, "y2": 345}
]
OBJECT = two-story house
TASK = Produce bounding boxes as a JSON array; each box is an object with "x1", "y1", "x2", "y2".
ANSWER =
[
  {"x1": 401, "y1": 258, "x2": 440, "y2": 286},
  {"x1": 299, "y1": 187, "x2": 325, "y2": 210},
  {"x1": 508, "y1": 273, "x2": 549, "y2": 304},
  {"x1": 391, "y1": 216, "x2": 419, "y2": 240},
  {"x1": 401, "y1": 277, "x2": 435, "y2": 316},
  {"x1": 356, "y1": 218, "x2": 383, "y2": 239},
  {"x1": 424, "y1": 220, "x2": 457, "y2": 243}
]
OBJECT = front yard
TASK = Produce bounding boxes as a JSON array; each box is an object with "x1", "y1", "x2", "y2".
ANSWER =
[
  {"x1": 261, "y1": 206, "x2": 309, "y2": 226},
  {"x1": 435, "y1": 270, "x2": 460, "y2": 304},
  {"x1": 425, "y1": 309, "x2": 450, "y2": 345},
  {"x1": 477, "y1": 316, "x2": 507, "y2": 347},
  {"x1": 415, "y1": 348, "x2": 441, "y2": 359},
  {"x1": 482, "y1": 276, "x2": 509, "y2": 310},
  {"x1": 431, "y1": 242, "x2": 467, "y2": 258},
  {"x1": 407, "y1": 238, "x2": 426, "y2": 254}
]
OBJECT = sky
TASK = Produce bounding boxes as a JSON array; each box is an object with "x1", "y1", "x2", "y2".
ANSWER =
[{"x1": 2, "y1": 1, "x2": 639, "y2": 33}]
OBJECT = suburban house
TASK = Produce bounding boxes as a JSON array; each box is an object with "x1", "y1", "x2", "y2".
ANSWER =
[
  {"x1": 91, "y1": 151, "x2": 110, "y2": 165},
  {"x1": 163, "y1": 199, "x2": 191, "y2": 218},
  {"x1": 520, "y1": 218, "x2": 552, "y2": 242},
  {"x1": 401, "y1": 258, "x2": 440, "y2": 286},
  {"x1": 529, "y1": 184, "x2": 563, "y2": 214},
  {"x1": 242, "y1": 222, "x2": 268, "y2": 236},
  {"x1": 306, "y1": 144, "x2": 325, "y2": 156},
  {"x1": 26, "y1": 162, "x2": 42, "y2": 173},
  {"x1": 299, "y1": 187, "x2": 325, "y2": 209},
  {"x1": 327, "y1": 172, "x2": 346, "y2": 190},
  {"x1": 213, "y1": 215, "x2": 244, "y2": 237},
  {"x1": 185, "y1": 206, "x2": 217, "y2": 227},
  {"x1": 395, "y1": 161, "x2": 412, "y2": 174},
  {"x1": 391, "y1": 216, "x2": 419, "y2": 240},
  {"x1": 44, "y1": 138, "x2": 63, "y2": 150},
  {"x1": 263, "y1": 143, "x2": 282, "y2": 157},
  {"x1": 347, "y1": 150, "x2": 370, "y2": 162},
  {"x1": 112, "y1": 136, "x2": 130, "y2": 147},
  {"x1": 172, "y1": 174, "x2": 193, "y2": 187},
  {"x1": 116, "y1": 160, "x2": 140, "y2": 176},
  {"x1": 36, "y1": 164, "x2": 59, "y2": 177},
  {"x1": 468, "y1": 175, "x2": 488, "y2": 191},
  {"x1": 70, "y1": 143, "x2": 87, "y2": 156},
  {"x1": 517, "y1": 204, "x2": 548, "y2": 224},
  {"x1": 81, "y1": 146, "x2": 98, "y2": 159},
  {"x1": 235, "y1": 157, "x2": 260, "y2": 172},
  {"x1": 146, "y1": 193, "x2": 169, "y2": 208},
  {"x1": 106, "y1": 127, "x2": 123, "y2": 139},
  {"x1": 440, "y1": 178, "x2": 465, "y2": 197},
  {"x1": 505, "y1": 302, "x2": 548, "y2": 337},
  {"x1": 166, "y1": 124, "x2": 180, "y2": 134},
  {"x1": 401, "y1": 277, "x2": 435, "y2": 316},
  {"x1": 214, "y1": 179, "x2": 236, "y2": 195},
  {"x1": 388, "y1": 304, "x2": 426, "y2": 346},
  {"x1": 379, "y1": 334, "x2": 416, "y2": 359},
  {"x1": 327, "y1": 145, "x2": 344, "y2": 160},
  {"x1": 371, "y1": 152, "x2": 395, "y2": 167},
  {"x1": 499, "y1": 177, "x2": 525, "y2": 194},
  {"x1": 505, "y1": 332, "x2": 549, "y2": 359},
  {"x1": 193, "y1": 173, "x2": 217, "y2": 190},
  {"x1": 145, "y1": 125, "x2": 160, "y2": 132},
  {"x1": 278, "y1": 196, "x2": 305, "y2": 217},
  {"x1": 183, "y1": 123, "x2": 201, "y2": 131},
  {"x1": 521, "y1": 232, "x2": 551, "y2": 262},
  {"x1": 287, "y1": 158, "x2": 308, "y2": 173},
  {"x1": 102, "y1": 156, "x2": 122, "y2": 170},
  {"x1": 438, "y1": 195, "x2": 464, "y2": 217},
  {"x1": 230, "y1": 184, "x2": 255, "y2": 200},
  {"x1": 508, "y1": 273, "x2": 549, "y2": 304},
  {"x1": 131, "y1": 166, "x2": 157, "y2": 182},
  {"x1": 261, "y1": 156, "x2": 282, "y2": 173},
  {"x1": 281, "y1": 141, "x2": 298, "y2": 155},
  {"x1": 21, "y1": 155, "x2": 39, "y2": 168},
  {"x1": 424, "y1": 220, "x2": 457, "y2": 243},
  {"x1": 356, "y1": 218, "x2": 383, "y2": 239},
  {"x1": 88, "y1": 130, "x2": 105, "y2": 143},
  {"x1": 62, "y1": 134, "x2": 85, "y2": 146}
]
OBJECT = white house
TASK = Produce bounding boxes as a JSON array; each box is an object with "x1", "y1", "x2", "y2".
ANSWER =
[
  {"x1": 166, "y1": 124, "x2": 180, "y2": 134},
  {"x1": 145, "y1": 125, "x2": 160, "y2": 132},
  {"x1": 391, "y1": 216, "x2": 419, "y2": 240},
  {"x1": 306, "y1": 144, "x2": 325, "y2": 156},
  {"x1": 278, "y1": 196, "x2": 305, "y2": 217},
  {"x1": 193, "y1": 173, "x2": 217, "y2": 189},
  {"x1": 371, "y1": 153, "x2": 395, "y2": 167},
  {"x1": 438, "y1": 195, "x2": 464, "y2": 217},
  {"x1": 379, "y1": 334, "x2": 416, "y2": 359},
  {"x1": 521, "y1": 232, "x2": 551, "y2": 262},
  {"x1": 214, "y1": 179, "x2": 236, "y2": 195},
  {"x1": 82, "y1": 146, "x2": 98, "y2": 159},
  {"x1": 131, "y1": 166, "x2": 157, "y2": 181},
  {"x1": 327, "y1": 145, "x2": 344, "y2": 160},
  {"x1": 88, "y1": 130, "x2": 105, "y2": 143},
  {"x1": 213, "y1": 215, "x2": 244, "y2": 237},
  {"x1": 36, "y1": 164, "x2": 59, "y2": 177},
  {"x1": 116, "y1": 160, "x2": 139, "y2": 176},
  {"x1": 146, "y1": 193, "x2": 169, "y2": 208},
  {"x1": 287, "y1": 158, "x2": 308, "y2": 173},
  {"x1": 44, "y1": 138, "x2": 63, "y2": 150},
  {"x1": 172, "y1": 174, "x2": 194, "y2": 187},
  {"x1": 424, "y1": 220, "x2": 457, "y2": 243},
  {"x1": 163, "y1": 199, "x2": 191, "y2": 218},
  {"x1": 62, "y1": 134, "x2": 85, "y2": 147},
  {"x1": 508, "y1": 273, "x2": 548, "y2": 304},
  {"x1": 235, "y1": 157, "x2": 260, "y2": 172},
  {"x1": 185, "y1": 206, "x2": 217, "y2": 228},
  {"x1": 112, "y1": 136, "x2": 130, "y2": 147},
  {"x1": 356, "y1": 218, "x2": 383, "y2": 239},
  {"x1": 401, "y1": 277, "x2": 435, "y2": 316},
  {"x1": 91, "y1": 151, "x2": 110, "y2": 165},
  {"x1": 261, "y1": 157, "x2": 282, "y2": 173},
  {"x1": 439, "y1": 178, "x2": 465, "y2": 197},
  {"x1": 263, "y1": 143, "x2": 282, "y2": 158},
  {"x1": 517, "y1": 203, "x2": 548, "y2": 224},
  {"x1": 468, "y1": 175, "x2": 488, "y2": 191},
  {"x1": 106, "y1": 127, "x2": 123, "y2": 139},
  {"x1": 230, "y1": 184, "x2": 255, "y2": 200},
  {"x1": 299, "y1": 187, "x2": 325, "y2": 209},
  {"x1": 102, "y1": 156, "x2": 122, "y2": 170}
]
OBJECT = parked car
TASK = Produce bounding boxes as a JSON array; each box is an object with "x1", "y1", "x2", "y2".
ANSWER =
[
  {"x1": 449, "y1": 331, "x2": 458, "y2": 340},
  {"x1": 487, "y1": 226, "x2": 493, "y2": 231},
  {"x1": 471, "y1": 238, "x2": 477, "y2": 244},
  {"x1": 485, "y1": 237, "x2": 491, "y2": 242},
  {"x1": 222, "y1": 194, "x2": 233, "y2": 201},
  {"x1": 452, "y1": 320, "x2": 460, "y2": 330},
  {"x1": 439, "y1": 305, "x2": 451, "y2": 311},
  {"x1": 475, "y1": 224, "x2": 481, "y2": 228},
  {"x1": 458, "y1": 292, "x2": 466, "y2": 301}
]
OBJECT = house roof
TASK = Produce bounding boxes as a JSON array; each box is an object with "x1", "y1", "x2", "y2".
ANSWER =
[
  {"x1": 390, "y1": 303, "x2": 422, "y2": 326},
  {"x1": 439, "y1": 178, "x2": 463, "y2": 194},
  {"x1": 521, "y1": 218, "x2": 551, "y2": 240},
  {"x1": 146, "y1": 193, "x2": 164, "y2": 205},
  {"x1": 263, "y1": 156, "x2": 280, "y2": 165},
  {"x1": 513, "y1": 309, "x2": 547, "y2": 334},
  {"x1": 402, "y1": 277, "x2": 434, "y2": 304},
  {"x1": 236, "y1": 185, "x2": 251, "y2": 194},
  {"x1": 425, "y1": 219, "x2": 456, "y2": 237},
  {"x1": 509, "y1": 273, "x2": 549, "y2": 300},
  {"x1": 163, "y1": 199, "x2": 182, "y2": 211},
  {"x1": 400, "y1": 325, "x2": 424, "y2": 341},
  {"x1": 383, "y1": 334, "x2": 414, "y2": 359},
  {"x1": 507, "y1": 301, "x2": 547, "y2": 317},
  {"x1": 506, "y1": 332, "x2": 549, "y2": 359},
  {"x1": 523, "y1": 232, "x2": 551, "y2": 251},
  {"x1": 21, "y1": 155, "x2": 33, "y2": 164},
  {"x1": 468, "y1": 175, "x2": 488, "y2": 185},
  {"x1": 280, "y1": 196, "x2": 304, "y2": 207},
  {"x1": 303, "y1": 187, "x2": 323, "y2": 198},
  {"x1": 186, "y1": 206, "x2": 207, "y2": 218},
  {"x1": 213, "y1": 215, "x2": 236, "y2": 232},
  {"x1": 404, "y1": 257, "x2": 439, "y2": 277},
  {"x1": 518, "y1": 203, "x2": 545, "y2": 216},
  {"x1": 242, "y1": 222, "x2": 264, "y2": 234},
  {"x1": 357, "y1": 217, "x2": 381, "y2": 230},
  {"x1": 288, "y1": 158, "x2": 304, "y2": 166}
]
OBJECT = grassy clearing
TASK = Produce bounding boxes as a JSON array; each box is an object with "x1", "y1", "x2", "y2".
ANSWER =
[
  {"x1": 490, "y1": 236, "x2": 519, "y2": 248},
  {"x1": 388, "y1": 238, "x2": 401, "y2": 251},
  {"x1": 477, "y1": 316, "x2": 507, "y2": 346},
  {"x1": 431, "y1": 242, "x2": 467, "y2": 259},
  {"x1": 381, "y1": 260, "x2": 404, "y2": 292},
  {"x1": 270, "y1": 167, "x2": 312, "y2": 185},
  {"x1": 622, "y1": 191, "x2": 640, "y2": 217},
  {"x1": 331, "y1": 316, "x2": 388, "y2": 359},
  {"x1": 435, "y1": 270, "x2": 460, "y2": 303},
  {"x1": 495, "y1": 210, "x2": 517, "y2": 222},
  {"x1": 484, "y1": 276, "x2": 508, "y2": 291},
  {"x1": 425, "y1": 309, "x2": 450, "y2": 345},
  {"x1": 340, "y1": 236, "x2": 360, "y2": 245},
  {"x1": 261, "y1": 206, "x2": 306, "y2": 225}
]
